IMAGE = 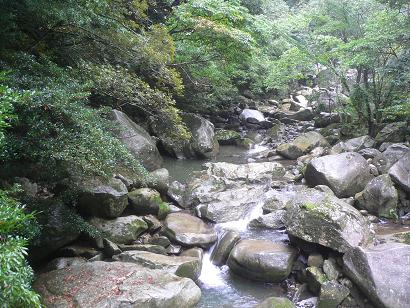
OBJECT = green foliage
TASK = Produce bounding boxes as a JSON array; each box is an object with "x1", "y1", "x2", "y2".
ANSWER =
[{"x1": 0, "y1": 187, "x2": 41, "y2": 307}]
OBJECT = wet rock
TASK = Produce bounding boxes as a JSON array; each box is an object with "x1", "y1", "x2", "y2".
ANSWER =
[
  {"x1": 239, "y1": 109, "x2": 267, "y2": 128},
  {"x1": 330, "y1": 135, "x2": 375, "y2": 154},
  {"x1": 318, "y1": 281, "x2": 349, "y2": 308},
  {"x1": 181, "y1": 247, "x2": 203, "y2": 260},
  {"x1": 285, "y1": 188, "x2": 373, "y2": 253},
  {"x1": 343, "y1": 243, "x2": 410, "y2": 308},
  {"x1": 297, "y1": 297, "x2": 318, "y2": 308},
  {"x1": 227, "y1": 239, "x2": 298, "y2": 282},
  {"x1": 110, "y1": 109, "x2": 162, "y2": 170},
  {"x1": 210, "y1": 230, "x2": 241, "y2": 266},
  {"x1": 114, "y1": 250, "x2": 201, "y2": 281},
  {"x1": 389, "y1": 152, "x2": 410, "y2": 193},
  {"x1": 355, "y1": 174, "x2": 398, "y2": 218},
  {"x1": 373, "y1": 144, "x2": 409, "y2": 174},
  {"x1": 255, "y1": 297, "x2": 295, "y2": 308},
  {"x1": 277, "y1": 132, "x2": 329, "y2": 160},
  {"x1": 163, "y1": 212, "x2": 217, "y2": 248},
  {"x1": 89, "y1": 215, "x2": 148, "y2": 244},
  {"x1": 43, "y1": 257, "x2": 86, "y2": 272},
  {"x1": 358, "y1": 148, "x2": 381, "y2": 159},
  {"x1": 128, "y1": 188, "x2": 162, "y2": 216},
  {"x1": 249, "y1": 210, "x2": 286, "y2": 229},
  {"x1": 77, "y1": 177, "x2": 128, "y2": 218},
  {"x1": 305, "y1": 152, "x2": 373, "y2": 198},
  {"x1": 375, "y1": 122, "x2": 408, "y2": 144},
  {"x1": 215, "y1": 129, "x2": 241, "y2": 145},
  {"x1": 34, "y1": 261, "x2": 201, "y2": 307},
  {"x1": 147, "y1": 168, "x2": 169, "y2": 193}
]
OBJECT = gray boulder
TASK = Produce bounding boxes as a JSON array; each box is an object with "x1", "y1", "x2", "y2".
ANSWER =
[
  {"x1": 344, "y1": 243, "x2": 410, "y2": 308},
  {"x1": 314, "y1": 112, "x2": 341, "y2": 128},
  {"x1": 128, "y1": 188, "x2": 162, "y2": 216},
  {"x1": 373, "y1": 144, "x2": 409, "y2": 174},
  {"x1": 77, "y1": 177, "x2": 128, "y2": 218},
  {"x1": 305, "y1": 152, "x2": 373, "y2": 198},
  {"x1": 389, "y1": 152, "x2": 410, "y2": 193},
  {"x1": 113, "y1": 250, "x2": 201, "y2": 281},
  {"x1": 227, "y1": 239, "x2": 298, "y2": 282},
  {"x1": 163, "y1": 212, "x2": 217, "y2": 248},
  {"x1": 43, "y1": 257, "x2": 87, "y2": 272},
  {"x1": 147, "y1": 168, "x2": 170, "y2": 193},
  {"x1": 249, "y1": 210, "x2": 286, "y2": 229},
  {"x1": 358, "y1": 148, "x2": 381, "y2": 159},
  {"x1": 34, "y1": 261, "x2": 201, "y2": 307},
  {"x1": 285, "y1": 188, "x2": 373, "y2": 253},
  {"x1": 355, "y1": 174, "x2": 398, "y2": 218},
  {"x1": 89, "y1": 215, "x2": 148, "y2": 244},
  {"x1": 375, "y1": 122, "x2": 408, "y2": 144},
  {"x1": 210, "y1": 230, "x2": 241, "y2": 266},
  {"x1": 239, "y1": 109, "x2": 267, "y2": 128},
  {"x1": 330, "y1": 135, "x2": 375, "y2": 154},
  {"x1": 182, "y1": 113, "x2": 219, "y2": 159},
  {"x1": 110, "y1": 109, "x2": 162, "y2": 171},
  {"x1": 318, "y1": 281, "x2": 349, "y2": 308},
  {"x1": 276, "y1": 132, "x2": 329, "y2": 160}
]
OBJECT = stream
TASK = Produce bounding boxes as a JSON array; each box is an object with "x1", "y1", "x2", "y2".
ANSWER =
[{"x1": 163, "y1": 145, "x2": 295, "y2": 308}]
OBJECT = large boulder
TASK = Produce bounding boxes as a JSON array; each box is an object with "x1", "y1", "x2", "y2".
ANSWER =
[
  {"x1": 184, "y1": 162, "x2": 284, "y2": 222},
  {"x1": 29, "y1": 202, "x2": 81, "y2": 262},
  {"x1": 249, "y1": 210, "x2": 286, "y2": 230},
  {"x1": 330, "y1": 135, "x2": 375, "y2": 154},
  {"x1": 373, "y1": 144, "x2": 409, "y2": 174},
  {"x1": 89, "y1": 215, "x2": 148, "y2": 244},
  {"x1": 128, "y1": 188, "x2": 162, "y2": 216},
  {"x1": 110, "y1": 109, "x2": 162, "y2": 171},
  {"x1": 163, "y1": 212, "x2": 217, "y2": 248},
  {"x1": 276, "y1": 132, "x2": 329, "y2": 160},
  {"x1": 314, "y1": 112, "x2": 341, "y2": 128},
  {"x1": 285, "y1": 188, "x2": 373, "y2": 253},
  {"x1": 146, "y1": 168, "x2": 170, "y2": 193},
  {"x1": 77, "y1": 177, "x2": 128, "y2": 218},
  {"x1": 182, "y1": 113, "x2": 219, "y2": 159},
  {"x1": 227, "y1": 239, "x2": 298, "y2": 282},
  {"x1": 34, "y1": 261, "x2": 201, "y2": 308},
  {"x1": 113, "y1": 251, "x2": 201, "y2": 281},
  {"x1": 389, "y1": 152, "x2": 410, "y2": 193},
  {"x1": 239, "y1": 109, "x2": 267, "y2": 128},
  {"x1": 375, "y1": 122, "x2": 408, "y2": 144},
  {"x1": 355, "y1": 174, "x2": 398, "y2": 218},
  {"x1": 344, "y1": 243, "x2": 410, "y2": 308},
  {"x1": 305, "y1": 152, "x2": 373, "y2": 198}
]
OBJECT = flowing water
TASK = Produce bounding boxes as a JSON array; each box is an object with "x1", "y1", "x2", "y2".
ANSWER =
[{"x1": 163, "y1": 145, "x2": 292, "y2": 308}]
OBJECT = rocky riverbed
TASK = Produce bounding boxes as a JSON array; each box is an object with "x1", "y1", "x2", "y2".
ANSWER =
[{"x1": 30, "y1": 87, "x2": 410, "y2": 308}]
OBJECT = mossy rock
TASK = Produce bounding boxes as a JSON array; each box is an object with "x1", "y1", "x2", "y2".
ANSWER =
[
  {"x1": 215, "y1": 129, "x2": 241, "y2": 145},
  {"x1": 236, "y1": 137, "x2": 254, "y2": 149}
]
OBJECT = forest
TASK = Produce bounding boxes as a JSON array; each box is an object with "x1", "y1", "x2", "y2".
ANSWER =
[{"x1": 0, "y1": 0, "x2": 409, "y2": 307}]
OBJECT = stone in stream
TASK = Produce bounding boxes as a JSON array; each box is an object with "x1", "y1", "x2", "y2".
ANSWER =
[
  {"x1": 330, "y1": 135, "x2": 375, "y2": 154},
  {"x1": 227, "y1": 239, "x2": 298, "y2": 282},
  {"x1": 285, "y1": 188, "x2": 373, "y2": 253},
  {"x1": 343, "y1": 243, "x2": 410, "y2": 308},
  {"x1": 110, "y1": 109, "x2": 162, "y2": 170},
  {"x1": 215, "y1": 129, "x2": 241, "y2": 145},
  {"x1": 77, "y1": 177, "x2": 128, "y2": 218},
  {"x1": 210, "y1": 230, "x2": 241, "y2": 266},
  {"x1": 354, "y1": 174, "x2": 398, "y2": 218},
  {"x1": 89, "y1": 215, "x2": 148, "y2": 244},
  {"x1": 276, "y1": 131, "x2": 329, "y2": 160},
  {"x1": 304, "y1": 152, "x2": 373, "y2": 198},
  {"x1": 389, "y1": 152, "x2": 410, "y2": 193},
  {"x1": 113, "y1": 250, "x2": 202, "y2": 281},
  {"x1": 34, "y1": 261, "x2": 201, "y2": 308},
  {"x1": 184, "y1": 161, "x2": 285, "y2": 222},
  {"x1": 163, "y1": 212, "x2": 217, "y2": 248},
  {"x1": 254, "y1": 297, "x2": 296, "y2": 308},
  {"x1": 249, "y1": 210, "x2": 286, "y2": 229},
  {"x1": 373, "y1": 144, "x2": 409, "y2": 174}
]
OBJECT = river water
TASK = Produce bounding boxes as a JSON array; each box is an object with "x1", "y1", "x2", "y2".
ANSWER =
[{"x1": 163, "y1": 145, "x2": 292, "y2": 308}]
